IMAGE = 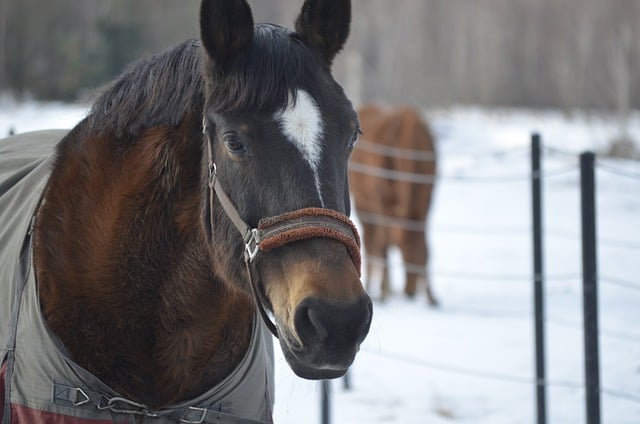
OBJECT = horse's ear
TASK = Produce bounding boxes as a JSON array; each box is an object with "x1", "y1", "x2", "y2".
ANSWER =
[
  {"x1": 295, "y1": 0, "x2": 351, "y2": 66},
  {"x1": 200, "y1": 0, "x2": 254, "y2": 72}
]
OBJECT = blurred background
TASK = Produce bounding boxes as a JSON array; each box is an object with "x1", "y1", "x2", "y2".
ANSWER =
[
  {"x1": 2, "y1": 0, "x2": 640, "y2": 110},
  {"x1": 1, "y1": 1, "x2": 639, "y2": 423}
]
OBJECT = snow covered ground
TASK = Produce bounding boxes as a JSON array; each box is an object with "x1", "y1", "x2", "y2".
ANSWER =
[{"x1": 2, "y1": 100, "x2": 639, "y2": 423}]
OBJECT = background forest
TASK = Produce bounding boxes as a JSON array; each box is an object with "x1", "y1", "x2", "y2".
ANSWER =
[{"x1": 1, "y1": 0, "x2": 639, "y2": 112}]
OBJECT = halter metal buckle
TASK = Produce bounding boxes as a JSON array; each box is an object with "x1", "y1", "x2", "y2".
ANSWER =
[
  {"x1": 208, "y1": 162, "x2": 217, "y2": 189},
  {"x1": 244, "y1": 228, "x2": 261, "y2": 263}
]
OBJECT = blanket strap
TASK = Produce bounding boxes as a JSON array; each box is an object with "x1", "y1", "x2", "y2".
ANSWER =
[{"x1": 52, "y1": 381, "x2": 267, "y2": 424}]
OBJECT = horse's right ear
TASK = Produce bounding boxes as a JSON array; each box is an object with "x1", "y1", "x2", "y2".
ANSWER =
[{"x1": 200, "y1": 0, "x2": 254, "y2": 72}]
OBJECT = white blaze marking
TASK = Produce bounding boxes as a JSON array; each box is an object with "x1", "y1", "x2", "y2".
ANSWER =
[{"x1": 275, "y1": 90, "x2": 325, "y2": 206}]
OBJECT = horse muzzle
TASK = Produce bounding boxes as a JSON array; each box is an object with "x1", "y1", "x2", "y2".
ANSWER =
[
  {"x1": 251, "y1": 209, "x2": 373, "y2": 379},
  {"x1": 284, "y1": 293, "x2": 373, "y2": 378},
  {"x1": 208, "y1": 159, "x2": 372, "y2": 378}
]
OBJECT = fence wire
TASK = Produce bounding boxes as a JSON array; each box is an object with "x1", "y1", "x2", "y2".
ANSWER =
[
  {"x1": 361, "y1": 347, "x2": 640, "y2": 404},
  {"x1": 356, "y1": 212, "x2": 640, "y2": 251},
  {"x1": 547, "y1": 315, "x2": 640, "y2": 344},
  {"x1": 544, "y1": 228, "x2": 640, "y2": 251},
  {"x1": 596, "y1": 161, "x2": 640, "y2": 181},
  {"x1": 356, "y1": 139, "x2": 437, "y2": 161},
  {"x1": 355, "y1": 139, "x2": 533, "y2": 161},
  {"x1": 601, "y1": 275, "x2": 640, "y2": 291},
  {"x1": 365, "y1": 252, "x2": 640, "y2": 290},
  {"x1": 349, "y1": 161, "x2": 577, "y2": 184}
]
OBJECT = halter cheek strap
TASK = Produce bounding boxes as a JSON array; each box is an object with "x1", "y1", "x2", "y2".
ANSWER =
[{"x1": 204, "y1": 131, "x2": 362, "y2": 338}]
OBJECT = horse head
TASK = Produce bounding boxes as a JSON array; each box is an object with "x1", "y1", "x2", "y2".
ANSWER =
[{"x1": 199, "y1": 0, "x2": 372, "y2": 380}]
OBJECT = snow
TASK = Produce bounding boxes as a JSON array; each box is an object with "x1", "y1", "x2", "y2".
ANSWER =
[
  {"x1": 2, "y1": 100, "x2": 639, "y2": 423},
  {"x1": 0, "y1": 97, "x2": 90, "y2": 135}
]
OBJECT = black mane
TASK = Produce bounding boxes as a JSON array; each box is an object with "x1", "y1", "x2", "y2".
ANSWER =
[{"x1": 87, "y1": 39, "x2": 204, "y2": 138}]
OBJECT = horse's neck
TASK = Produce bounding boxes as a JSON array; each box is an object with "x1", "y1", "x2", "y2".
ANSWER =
[{"x1": 34, "y1": 115, "x2": 254, "y2": 407}]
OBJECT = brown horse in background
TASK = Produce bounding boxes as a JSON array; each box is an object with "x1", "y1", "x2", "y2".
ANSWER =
[{"x1": 349, "y1": 104, "x2": 438, "y2": 305}]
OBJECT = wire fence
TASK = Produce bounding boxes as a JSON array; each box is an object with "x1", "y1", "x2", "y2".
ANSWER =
[
  {"x1": 357, "y1": 139, "x2": 438, "y2": 161},
  {"x1": 357, "y1": 211, "x2": 640, "y2": 252},
  {"x1": 546, "y1": 315, "x2": 640, "y2": 344},
  {"x1": 360, "y1": 347, "x2": 640, "y2": 404},
  {"x1": 596, "y1": 161, "x2": 640, "y2": 181},
  {"x1": 349, "y1": 158, "x2": 577, "y2": 184},
  {"x1": 353, "y1": 140, "x2": 640, "y2": 181},
  {"x1": 347, "y1": 140, "x2": 640, "y2": 409}
]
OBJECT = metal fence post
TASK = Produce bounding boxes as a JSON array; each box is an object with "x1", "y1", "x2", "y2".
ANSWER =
[
  {"x1": 321, "y1": 380, "x2": 331, "y2": 424},
  {"x1": 580, "y1": 152, "x2": 601, "y2": 424},
  {"x1": 531, "y1": 133, "x2": 547, "y2": 424}
]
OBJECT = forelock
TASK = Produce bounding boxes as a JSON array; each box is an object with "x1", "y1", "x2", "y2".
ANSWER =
[{"x1": 205, "y1": 24, "x2": 325, "y2": 115}]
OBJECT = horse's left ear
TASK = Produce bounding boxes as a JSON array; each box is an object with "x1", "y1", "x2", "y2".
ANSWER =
[
  {"x1": 295, "y1": 0, "x2": 351, "y2": 66},
  {"x1": 200, "y1": 0, "x2": 254, "y2": 72}
]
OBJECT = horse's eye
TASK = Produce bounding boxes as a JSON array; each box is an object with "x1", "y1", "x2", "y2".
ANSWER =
[
  {"x1": 349, "y1": 128, "x2": 362, "y2": 150},
  {"x1": 223, "y1": 133, "x2": 245, "y2": 154}
]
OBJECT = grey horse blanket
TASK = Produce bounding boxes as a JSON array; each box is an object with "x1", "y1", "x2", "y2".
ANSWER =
[{"x1": 0, "y1": 131, "x2": 274, "y2": 424}]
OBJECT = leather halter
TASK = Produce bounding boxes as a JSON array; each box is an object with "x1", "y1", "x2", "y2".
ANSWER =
[{"x1": 203, "y1": 124, "x2": 361, "y2": 338}]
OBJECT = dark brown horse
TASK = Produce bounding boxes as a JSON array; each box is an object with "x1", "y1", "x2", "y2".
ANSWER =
[
  {"x1": 349, "y1": 104, "x2": 438, "y2": 305},
  {"x1": 0, "y1": 0, "x2": 371, "y2": 422}
]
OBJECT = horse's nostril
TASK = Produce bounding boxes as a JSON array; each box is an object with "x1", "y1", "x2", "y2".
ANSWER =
[
  {"x1": 294, "y1": 300, "x2": 328, "y2": 344},
  {"x1": 294, "y1": 296, "x2": 372, "y2": 347},
  {"x1": 307, "y1": 307, "x2": 329, "y2": 340}
]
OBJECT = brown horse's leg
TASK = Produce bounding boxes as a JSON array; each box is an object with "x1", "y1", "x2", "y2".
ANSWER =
[
  {"x1": 425, "y1": 283, "x2": 438, "y2": 306},
  {"x1": 397, "y1": 229, "x2": 421, "y2": 298},
  {"x1": 365, "y1": 254, "x2": 390, "y2": 302},
  {"x1": 404, "y1": 269, "x2": 419, "y2": 299},
  {"x1": 363, "y1": 221, "x2": 389, "y2": 301},
  {"x1": 399, "y1": 229, "x2": 438, "y2": 305}
]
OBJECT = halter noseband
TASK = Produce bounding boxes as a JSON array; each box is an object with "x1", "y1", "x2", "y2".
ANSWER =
[{"x1": 204, "y1": 125, "x2": 361, "y2": 338}]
